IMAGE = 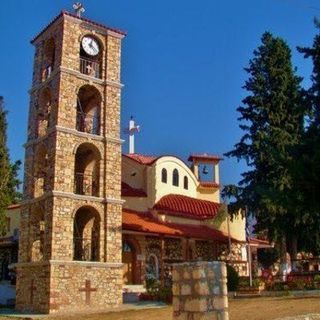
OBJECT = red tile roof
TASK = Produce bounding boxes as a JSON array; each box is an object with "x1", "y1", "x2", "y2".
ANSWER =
[
  {"x1": 198, "y1": 182, "x2": 220, "y2": 188},
  {"x1": 31, "y1": 11, "x2": 126, "y2": 44},
  {"x1": 122, "y1": 209, "x2": 235, "y2": 242},
  {"x1": 121, "y1": 182, "x2": 147, "y2": 197},
  {"x1": 124, "y1": 153, "x2": 158, "y2": 165},
  {"x1": 248, "y1": 237, "x2": 272, "y2": 247},
  {"x1": 153, "y1": 194, "x2": 220, "y2": 220},
  {"x1": 188, "y1": 154, "x2": 223, "y2": 162},
  {"x1": 7, "y1": 204, "x2": 21, "y2": 210}
]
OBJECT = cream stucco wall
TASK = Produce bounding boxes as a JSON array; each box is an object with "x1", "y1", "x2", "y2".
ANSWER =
[
  {"x1": 122, "y1": 157, "x2": 146, "y2": 190},
  {"x1": 197, "y1": 187, "x2": 220, "y2": 203},
  {"x1": 4, "y1": 206, "x2": 21, "y2": 238},
  {"x1": 152, "y1": 157, "x2": 198, "y2": 203},
  {"x1": 123, "y1": 197, "x2": 149, "y2": 212},
  {"x1": 218, "y1": 213, "x2": 246, "y2": 242}
]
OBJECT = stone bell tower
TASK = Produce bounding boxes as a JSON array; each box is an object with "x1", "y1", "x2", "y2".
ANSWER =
[{"x1": 16, "y1": 8, "x2": 126, "y2": 313}]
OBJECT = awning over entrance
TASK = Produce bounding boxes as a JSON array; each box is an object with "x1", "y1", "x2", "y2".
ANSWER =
[{"x1": 122, "y1": 209, "x2": 238, "y2": 242}]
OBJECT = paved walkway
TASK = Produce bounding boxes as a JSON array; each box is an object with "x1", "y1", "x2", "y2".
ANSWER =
[
  {"x1": 275, "y1": 315, "x2": 320, "y2": 320},
  {"x1": 0, "y1": 301, "x2": 167, "y2": 319}
]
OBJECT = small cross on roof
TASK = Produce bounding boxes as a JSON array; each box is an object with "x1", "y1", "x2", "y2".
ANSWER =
[{"x1": 73, "y1": 2, "x2": 85, "y2": 17}]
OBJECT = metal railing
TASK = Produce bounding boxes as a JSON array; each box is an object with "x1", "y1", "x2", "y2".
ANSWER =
[
  {"x1": 73, "y1": 236, "x2": 99, "y2": 261},
  {"x1": 76, "y1": 112, "x2": 100, "y2": 135},
  {"x1": 74, "y1": 172, "x2": 99, "y2": 197},
  {"x1": 80, "y1": 57, "x2": 101, "y2": 79}
]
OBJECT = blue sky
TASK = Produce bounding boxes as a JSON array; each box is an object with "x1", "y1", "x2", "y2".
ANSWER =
[{"x1": 0, "y1": 0, "x2": 319, "y2": 187}]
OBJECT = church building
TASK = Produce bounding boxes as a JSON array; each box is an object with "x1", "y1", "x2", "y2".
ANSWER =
[{"x1": 0, "y1": 7, "x2": 266, "y2": 313}]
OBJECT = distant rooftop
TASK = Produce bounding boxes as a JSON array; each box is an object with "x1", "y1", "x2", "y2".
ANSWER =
[
  {"x1": 123, "y1": 153, "x2": 158, "y2": 165},
  {"x1": 188, "y1": 153, "x2": 223, "y2": 162}
]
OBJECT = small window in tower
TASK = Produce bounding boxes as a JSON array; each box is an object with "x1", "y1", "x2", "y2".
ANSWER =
[
  {"x1": 41, "y1": 38, "x2": 55, "y2": 82},
  {"x1": 172, "y1": 169, "x2": 179, "y2": 187},
  {"x1": 161, "y1": 168, "x2": 167, "y2": 183},
  {"x1": 184, "y1": 176, "x2": 188, "y2": 190}
]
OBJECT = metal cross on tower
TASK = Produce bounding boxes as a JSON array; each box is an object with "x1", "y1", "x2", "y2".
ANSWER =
[
  {"x1": 73, "y1": 2, "x2": 85, "y2": 17},
  {"x1": 124, "y1": 116, "x2": 141, "y2": 154}
]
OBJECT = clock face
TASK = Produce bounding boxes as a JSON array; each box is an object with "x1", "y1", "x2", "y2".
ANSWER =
[{"x1": 81, "y1": 36, "x2": 100, "y2": 56}]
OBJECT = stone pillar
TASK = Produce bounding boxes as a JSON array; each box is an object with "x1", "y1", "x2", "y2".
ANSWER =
[{"x1": 172, "y1": 261, "x2": 228, "y2": 320}]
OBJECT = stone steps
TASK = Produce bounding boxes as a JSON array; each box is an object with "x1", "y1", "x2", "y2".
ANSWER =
[{"x1": 123, "y1": 285, "x2": 146, "y2": 303}]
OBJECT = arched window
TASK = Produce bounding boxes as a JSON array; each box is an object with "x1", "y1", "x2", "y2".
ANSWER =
[
  {"x1": 74, "y1": 143, "x2": 101, "y2": 197},
  {"x1": 30, "y1": 208, "x2": 45, "y2": 262},
  {"x1": 123, "y1": 241, "x2": 133, "y2": 252},
  {"x1": 147, "y1": 253, "x2": 159, "y2": 280},
  {"x1": 184, "y1": 176, "x2": 188, "y2": 190},
  {"x1": 76, "y1": 85, "x2": 101, "y2": 135},
  {"x1": 42, "y1": 38, "x2": 55, "y2": 81},
  {"x1": 34, "y1": 145, "x2": 49, "y2": 197},
  {"x1": 36, "y1": 88, "x2": 51, "y2": 138},
  {"x1": 172, "y1": 169, "x2": 179, "y2": 186},
  {"x1": 161, "y1": 168, "x2": 167, "y2": 183},
  {"x1": 73, "y1": 206, "x2": 100, "y2": 261}
]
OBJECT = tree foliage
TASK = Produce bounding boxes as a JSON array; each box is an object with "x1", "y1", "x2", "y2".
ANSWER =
[
  {"x1": 296, "y1": 19, "x2": 320, "y2": 254},
  {"x1": 0, "y1": 96, "x2": 21, "y2": 235},
  {"x1": 224, "y1": 32, "x2": 305, "y2": 256}
]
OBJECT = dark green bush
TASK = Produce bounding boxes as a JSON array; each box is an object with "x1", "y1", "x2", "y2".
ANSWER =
[
  {"x1": 157, "y1": 286, "x2": 172, "y2": 303},
  {"x1": 227, "y1": 264, "x2": 239, "y2": 291}
]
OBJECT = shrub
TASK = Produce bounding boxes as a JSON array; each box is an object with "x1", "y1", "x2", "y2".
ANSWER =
[
  {"x1": 288, "y1": 278, "x2": 305, "y2": 290},
  {"x1": 227, "y1": 264, "x2": 239, "y2": 291},
  {"x1": 157, "y1": 286, "x2": 172, "y2": 303},
  {"x1": 272, "y1": 281, "x2": 287, "y2": 291},
  {"x1": 314, "y1": 275, "x2": 320, "y2": 282}
]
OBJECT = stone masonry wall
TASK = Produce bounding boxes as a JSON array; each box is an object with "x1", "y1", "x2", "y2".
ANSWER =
[
  {"x1": 172, "y1": 261, "x2": 229, "y2": 320},
  {"x1": 16, "y1": 261, "x2": 122, "y2": 313},
  {"x1": 50, "y1": 261, "x2": 122, "y2": 312}
]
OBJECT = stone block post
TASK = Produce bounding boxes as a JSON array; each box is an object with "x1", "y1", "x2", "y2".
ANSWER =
[{"x1": 172, "y1": 261, "x2": 228, "y2": 320}]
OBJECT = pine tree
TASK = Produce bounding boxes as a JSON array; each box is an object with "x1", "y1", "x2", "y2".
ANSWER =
[
  {"x1": 0, "y1": 96, "x2": 21, "y2": 235},
  {"x1": 296, "y1": 19, "x2": 320, "y2": 254},
  {"x1": 224, "y1": 32, "x2": 305, "y2": 258}
]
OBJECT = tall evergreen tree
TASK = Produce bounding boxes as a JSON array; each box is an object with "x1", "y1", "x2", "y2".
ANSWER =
[
  {"x1": 296, "y1": 19, "x2": 320, "y2": 254},
  {"x1": 0, "y1": 96, "x2": 21, "y2": 235},
  {"x1": 224, "y1": 32, "x2": 305, "y2": 258}
]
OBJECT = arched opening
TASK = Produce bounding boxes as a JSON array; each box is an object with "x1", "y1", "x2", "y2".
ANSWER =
[
  {"x1": 42, "y1": 38, "x2": 55, "y2": 81},
  {"x1": 34, "y1": 145, "x2": 49, "y2": 197},
  {"x1": 161, "y1": 168, "x2": 167, "y2": 183},
  {"x1": 74, "y1": 143, "x2": 100, "y2": 197},
  {"x1": 73, "y1": 206, "x2": 100, "y2": 261},
  {"x1": 172, "y1": 169, "x2": 179, "y2": 187},
  {"x1": 76, "y1": 85, "x2": 101, "y2": 135},
  {"x1": 36, "y1": 88, "x2": 52, "y2": 138},
  {"x1": 0, "y1": 256, "x2": 10, "y2": 281},
  {"x1": 30, "y1": 208, "x2": 45, "y2": 262},
  {"x1": 79, "y1": 35, "x2": 102, "y2": 79},
  {"x1": 147, "y1": 253, "x2": 159, "y2": 280},
  {"x1": 184, "y1": 176, "x2": 188, "y2": 190}
]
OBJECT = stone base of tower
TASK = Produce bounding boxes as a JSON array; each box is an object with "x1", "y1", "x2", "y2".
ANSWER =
[{"x1": 16, "y1": 261, "x2": 123, "y2": 314}]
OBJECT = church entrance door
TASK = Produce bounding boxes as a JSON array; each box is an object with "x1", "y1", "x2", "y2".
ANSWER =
[{"x1": 122, "y1": 241, "x2": 135, "y2": 284}]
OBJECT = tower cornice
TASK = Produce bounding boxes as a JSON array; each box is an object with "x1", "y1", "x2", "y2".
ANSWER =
[{"x1": 31, "y1": 10, "x2": 127, "y2": 45}]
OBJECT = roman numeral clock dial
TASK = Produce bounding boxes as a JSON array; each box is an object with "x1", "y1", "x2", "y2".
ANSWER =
[{"x1": 81, "y1": 36, "x2": 100, "y2": 56}]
